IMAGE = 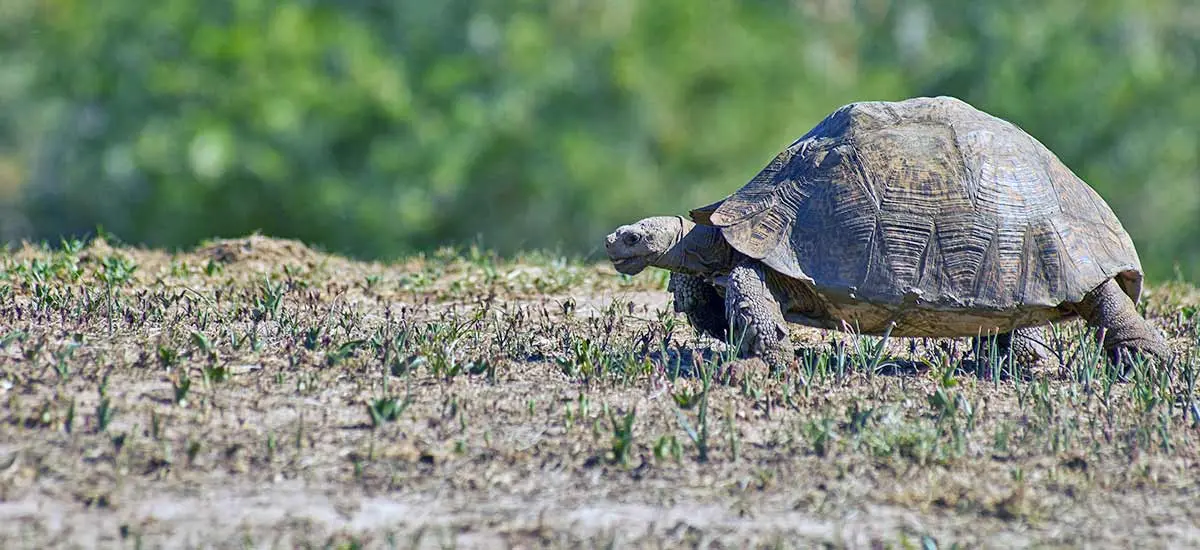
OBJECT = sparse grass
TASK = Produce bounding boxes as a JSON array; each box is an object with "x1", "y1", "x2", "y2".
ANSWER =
[{"x1": 0, "y1": 234, "x2": 1198, "y2": 548}]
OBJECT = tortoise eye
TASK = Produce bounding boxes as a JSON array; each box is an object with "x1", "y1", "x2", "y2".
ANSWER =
[{"x1": 624, "y1": 233, "x2": 641, "y2": 246}]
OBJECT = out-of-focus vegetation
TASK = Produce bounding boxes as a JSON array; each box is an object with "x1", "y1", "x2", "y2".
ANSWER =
[{"x1": 1, "y1": 0, "x2": 1198, "y2": 279}]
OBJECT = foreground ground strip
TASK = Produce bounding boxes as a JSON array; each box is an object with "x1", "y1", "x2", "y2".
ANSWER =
[{"x1": 0, "y1": 236, "x2": 1198, "y2": 548}]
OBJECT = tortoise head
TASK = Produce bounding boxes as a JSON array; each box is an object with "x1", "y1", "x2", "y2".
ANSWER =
[{"x1": 605, "y1": 216, "x2": 687, "y2": 275}]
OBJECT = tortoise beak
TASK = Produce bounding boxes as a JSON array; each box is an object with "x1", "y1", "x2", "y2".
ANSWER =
[
  {"x1": 610, "y1": 257, "x2": 646, "y2": 275},
  {"x1": 605, "y1": 228, "x2": 647, "y2": 274},
  {"x1": 604, "y1": 227, "x2": 630, "y2": 258}
]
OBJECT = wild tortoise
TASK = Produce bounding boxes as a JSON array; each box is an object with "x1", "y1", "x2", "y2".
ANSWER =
[{"x1": 604, "y1": 96, "x2": 1168, "y2": 372}]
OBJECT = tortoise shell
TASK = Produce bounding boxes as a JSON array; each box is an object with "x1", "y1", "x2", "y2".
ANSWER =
[{"x1": 691, "y1": 96, "x2": 1142, "y2": 337}]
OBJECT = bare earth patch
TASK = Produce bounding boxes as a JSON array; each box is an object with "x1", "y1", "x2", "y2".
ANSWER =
[{"x1": 0, "y1": 236, "x2": 1198, "y2": 548}]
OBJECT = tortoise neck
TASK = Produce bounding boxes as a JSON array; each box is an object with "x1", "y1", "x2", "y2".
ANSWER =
[{"x1": 654, "y1": 219, "x2": 735, "y2": 275}]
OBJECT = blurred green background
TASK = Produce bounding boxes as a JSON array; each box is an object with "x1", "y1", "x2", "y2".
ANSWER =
[{"x1": 1, "y1": 0, "x2": 1198, "y2": 280}]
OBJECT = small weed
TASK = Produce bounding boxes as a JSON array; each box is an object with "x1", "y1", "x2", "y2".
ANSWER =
[
  {"x1": 252, "y1": 278, "x2": 286, "y2": 321},
  {"x1": 151, "y1": 410, "x2": 162, "y2": 439},
  {"x1": 52, "y1": 343, "x2": 77, "y2": 381},
  {"x1": 803, "y1": 416, "x2": 836, "y2": 457},
  {"x1": 97, "y1": 253, "x2": 138, "y2": 334},
  {"x1": 203, "y1": 259, "x2": 223, "y2": 277},
  {"x1": 157, "y1": 345, "x2": 180, "y2": 369},
  {"x1": 187, "y1": 440, "x2": 202, "y2": 463},
  {"x1": 0, "y1": 330, "x2": 24, "y2": 349},
  {"x1": 846, "y1": 321, "x2": 895, "y2": 376},
  {"x1": 368, "y1": 376, "x2": 414, "y2": 428},
  {"x1": 653, "y1": 434, "x2": 683, "y2": 462},
  {"x1": 174, "y1": 375, "x2": 192, "y2": 405},
  {"x1": 203, "y1": 365, "x2": 230, "y2": 385},
  {"x1": 368, "y1": 396, "x2": 413, "y2": 427},
  {"x1": 64, "y1": 399, "x2": 75, "y2": 434},
  {"x1": 725, "y1": 406, "x2": 740, "y2": 462},
  {"x1": 675, "y1": 358, "x2": 716, "y2": 462},
  {"x1": 327, "y1": 339, "x2": 366, "y2": 367},
  {"x1": 390, "y1": 355, "x2": 426, "y2": 377},
  {"x1": 95, "y1": 397, "x2": 115, "y2": 433},
  {"x1": 190, "y1": 330, "x2": 217, "y2": 362},
  {"x1": 607, "y1": 406, "x2": 637, "y2": 466}
]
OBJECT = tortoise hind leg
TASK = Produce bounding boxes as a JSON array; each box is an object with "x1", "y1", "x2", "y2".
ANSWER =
[
  {"x1": 972, "y1": 328, "x2": 1051, "y2": 370},
  {"x1": 668, "y1": 273, "x2": 728, "y2": 342},
  {"x1": 721, "y1": 262, "x2": 793, "y2": 373},
  {"x1": 1072, "y1": 278, "x2": 1169, "y2": 367}
]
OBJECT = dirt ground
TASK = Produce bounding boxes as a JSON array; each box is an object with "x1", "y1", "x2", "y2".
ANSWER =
[{"x1": 0, "y1": 236, "x2": 1198, "y2": 549}]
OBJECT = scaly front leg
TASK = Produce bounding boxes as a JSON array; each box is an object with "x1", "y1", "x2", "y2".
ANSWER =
[{"x1": 721, "y1": 262, "x2": 793, "y2": 373}]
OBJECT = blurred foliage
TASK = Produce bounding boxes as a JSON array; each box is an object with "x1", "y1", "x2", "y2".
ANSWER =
[{"x1": 1, "y1": 0, "x2": 1198, "y2": 280}]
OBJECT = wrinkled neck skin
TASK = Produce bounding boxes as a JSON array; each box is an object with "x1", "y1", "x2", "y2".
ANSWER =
[{"x1": 652, "y1": 218, "x2": 736, "y2": 276}]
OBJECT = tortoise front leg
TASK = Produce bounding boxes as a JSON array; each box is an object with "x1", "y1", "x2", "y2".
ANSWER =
[
  {"x1": 668, "y1": 273, "x2": 728, "y2": 342},
  {"x1": 1072, "y1": 278, "x2": 1169, "y2": 367},
  {"x1": 721, "y1": 262, "x2": 793, "y2": 372}
]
